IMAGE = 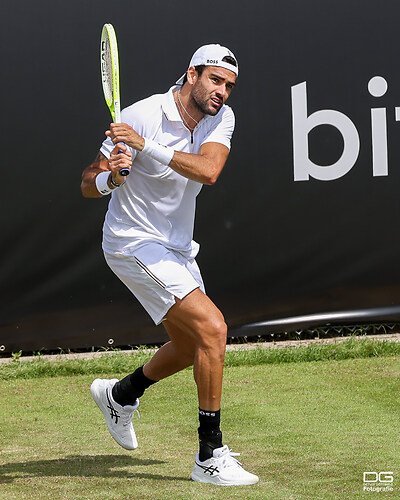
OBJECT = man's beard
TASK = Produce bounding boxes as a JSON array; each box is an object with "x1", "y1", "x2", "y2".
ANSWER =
[{"x1": 191, "y1": 84, "x2": 222, "y2": 116}]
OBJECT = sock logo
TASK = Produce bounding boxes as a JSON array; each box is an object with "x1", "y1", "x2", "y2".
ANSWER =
[{"x1": 199, "y1": 410, "x2": 216, "y2": 417}]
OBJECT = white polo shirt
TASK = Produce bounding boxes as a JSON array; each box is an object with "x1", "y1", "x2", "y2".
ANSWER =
[{"x1": 100, "y1": 85, "x2": 235, "y2": 259}]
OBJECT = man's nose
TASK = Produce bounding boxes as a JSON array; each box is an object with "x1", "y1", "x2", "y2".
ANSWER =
[{"x1": 216, "y1": 85, "x2": 226, "y2": 98}]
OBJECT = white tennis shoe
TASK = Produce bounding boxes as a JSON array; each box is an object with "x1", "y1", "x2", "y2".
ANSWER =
[
  {"x1": 191, "y1": 444, "x2": 259, "y2": 485},
  {"x1": 90, "y1": 378, "x2": 139, "y2": 450}
]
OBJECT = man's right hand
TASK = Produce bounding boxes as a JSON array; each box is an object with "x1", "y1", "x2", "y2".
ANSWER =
[
  {"x1": 109, "y1": 143, "x2": 132, "y2": 184},
  {"x1": 81, "y1": 146, "x2": 132, "y2": 198}
]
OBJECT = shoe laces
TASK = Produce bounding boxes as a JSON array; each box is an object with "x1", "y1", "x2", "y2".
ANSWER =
[
  {"x1": 219, "y1": 446, "x2": 242, "y2": 468},
  {"x1": 121, "y1": 407, "x2": 140, "y2": 427}
]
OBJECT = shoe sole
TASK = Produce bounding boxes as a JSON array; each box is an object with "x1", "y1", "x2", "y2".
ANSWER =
[{"x1": 190, "y1": 471, "x2": 259, "y2": 486}]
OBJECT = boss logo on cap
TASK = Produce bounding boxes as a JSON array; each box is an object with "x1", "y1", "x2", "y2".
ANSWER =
[{"x1": 207, "y1": 59, "x2": 219, "y2": 64}]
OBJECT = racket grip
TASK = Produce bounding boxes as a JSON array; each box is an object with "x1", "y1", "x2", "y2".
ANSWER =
[{"x1": 117, "y1": 141, "x2": 130, "y2": 176}]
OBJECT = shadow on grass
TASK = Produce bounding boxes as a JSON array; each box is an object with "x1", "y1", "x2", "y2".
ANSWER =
[{"x1": 0, "y1": 454, "x2": 190, "y2": 484}]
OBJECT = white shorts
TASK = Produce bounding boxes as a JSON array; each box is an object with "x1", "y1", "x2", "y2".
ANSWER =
[{"x1": 104, "y1": 243, "x2": 205, "y2": 325}]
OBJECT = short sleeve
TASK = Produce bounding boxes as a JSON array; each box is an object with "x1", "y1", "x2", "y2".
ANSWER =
[{"x1": 200, "y1": 106, "x2": 235, "y2": 150}]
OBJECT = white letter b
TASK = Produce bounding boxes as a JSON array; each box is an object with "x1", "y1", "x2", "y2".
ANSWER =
[{"x1": 291, "y1": 82, "x2": 360, "y2": 181}]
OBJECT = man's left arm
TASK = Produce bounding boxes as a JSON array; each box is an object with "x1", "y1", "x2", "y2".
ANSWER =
[
  {"x1": 106, "y1": 123, "x2": 231, "y2": 185},
  {"x1": 169, "y1": 142, "x2": 230, "y2": 185}
]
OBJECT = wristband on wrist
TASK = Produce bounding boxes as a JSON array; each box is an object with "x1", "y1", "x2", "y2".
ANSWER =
[
  {"x1": 142, "y1": 138, "x2": 174, "y2": 165},
  {"x1": 95, "y1": 171, "x2": 113, "y2": 196},
  {"x1": 109, "y1": 175, "x2": 125, "y2": 188}
]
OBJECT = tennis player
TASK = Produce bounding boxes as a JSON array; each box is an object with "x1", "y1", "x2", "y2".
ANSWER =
[{"x1": 81, "y1": 44, "x2": 258, "y2": 486}]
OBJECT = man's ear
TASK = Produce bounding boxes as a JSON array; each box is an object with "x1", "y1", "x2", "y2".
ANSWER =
[{"x1": 187, "y1": 66, "x2": 198, "y2": 85}]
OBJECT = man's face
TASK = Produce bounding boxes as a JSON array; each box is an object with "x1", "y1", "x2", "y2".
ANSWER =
[{"x1": 190, "y1": 66, "x2": 236, "y2": 116}]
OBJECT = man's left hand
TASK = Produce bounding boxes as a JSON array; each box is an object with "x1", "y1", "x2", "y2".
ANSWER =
[{"x1": 106, "y1": 123, "x2": 145, "y2": 151}]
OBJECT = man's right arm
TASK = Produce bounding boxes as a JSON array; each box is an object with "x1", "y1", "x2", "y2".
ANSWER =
[
  {"x1": 81, "y1": 152, "x2": 110, "y2": 198},
  {"x1": 81, "y1": 145, "x2": 132, "y2": 198}
]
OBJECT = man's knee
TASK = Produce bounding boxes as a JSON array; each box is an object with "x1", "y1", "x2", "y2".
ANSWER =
[{"x1": 197, "y1": 316, "x2": 227, "y2": 355}]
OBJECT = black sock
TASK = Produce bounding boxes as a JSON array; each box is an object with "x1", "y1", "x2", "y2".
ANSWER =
[
  {"x1": 198, "y1": 408, "x2": 223, "y2": 462},
  {"x1": 112, "y1": 365, "x2": 157, "y2": 407}
]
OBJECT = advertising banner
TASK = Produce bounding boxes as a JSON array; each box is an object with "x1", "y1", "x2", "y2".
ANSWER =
[{"x1": 2, "y1": 1, "x2": 400, "y2": 352}]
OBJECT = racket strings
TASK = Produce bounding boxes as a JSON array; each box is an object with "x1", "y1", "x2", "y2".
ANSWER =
[{"x1": 101, "y1": 37, "x2": 113, "y2": 102}]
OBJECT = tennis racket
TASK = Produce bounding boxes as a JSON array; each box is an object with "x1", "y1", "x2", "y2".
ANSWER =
[{"x1": 100, "y1": 23, "x2": 130, "y2": 176}]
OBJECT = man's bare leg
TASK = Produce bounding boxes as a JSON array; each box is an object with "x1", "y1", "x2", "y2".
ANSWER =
[
  {"x1": 143, "y1": 288, "x2": 227, "y2": 410},
  {"x1": 141, "y1": 323, "x2": 196, "y2": 381},
  {"x1": 112, "y1": 289, "x2": 226, "y2": 406},
  {"x1": 142, "y1": 288, "x2": 227, "y2": 462}
]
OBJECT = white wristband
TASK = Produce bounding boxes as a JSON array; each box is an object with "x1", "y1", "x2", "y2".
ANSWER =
[
  {"x1": 95, "y1": 171, "x2": 113, "y2": 196},
  {"x1": 142, "y1": 138, "x2": 174, "y2": 165}
]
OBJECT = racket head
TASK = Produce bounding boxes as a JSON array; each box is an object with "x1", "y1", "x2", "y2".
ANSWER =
[{"x1": 100, "y1": 23, "x2": 121, "y2": 122}]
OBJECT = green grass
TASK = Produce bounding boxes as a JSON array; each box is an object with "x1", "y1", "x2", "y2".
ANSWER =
[
  {"x1": 0, "y1": 340, "x2": 399, "y2": 499},
  {"x1": 2, "y1": 336, "x2": 400, "y2": 380}
]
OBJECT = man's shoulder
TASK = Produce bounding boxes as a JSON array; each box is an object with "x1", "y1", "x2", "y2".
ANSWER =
[
  {"x1": 208, "y1": 104, "x2": 235, "y2": 125},
  {"x1": 220, "y1": 104, "x2": 235, "y2": 119},
  {"x1": 204, "y1": 104, "x2": 235, "y2": 129}
]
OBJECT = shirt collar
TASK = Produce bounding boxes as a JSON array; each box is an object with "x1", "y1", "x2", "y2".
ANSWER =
[{"x1": 162, "y1": 86, "x2": 182, "y2": 122}]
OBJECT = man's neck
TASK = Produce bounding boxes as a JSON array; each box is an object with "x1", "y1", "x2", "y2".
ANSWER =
[{"x1": 174, "y1": 87, "x2": 204, "y2": 132}]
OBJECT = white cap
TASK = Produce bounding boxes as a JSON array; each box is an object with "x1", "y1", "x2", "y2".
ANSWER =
[{"x1": 176, "y1": 44, "x2": 239, "y2": 85}]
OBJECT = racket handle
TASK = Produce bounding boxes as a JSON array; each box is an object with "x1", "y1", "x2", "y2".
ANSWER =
[{"x1": 117, "y1": 141, "x2": 130, "y2": 176}]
